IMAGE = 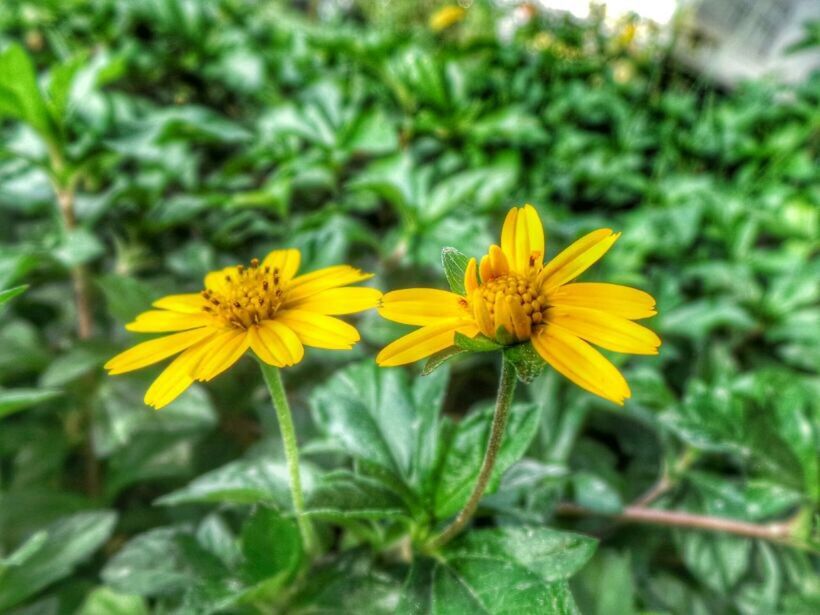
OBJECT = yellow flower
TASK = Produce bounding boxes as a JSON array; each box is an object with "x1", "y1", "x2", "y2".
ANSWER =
[
  {"x1": 105, "y1": 250, "x2": 381, "y2": 409},
  {"x1": 429, "y1": 5, "x2": 466, "y2": 32},
  {"x1": 376, "y1": 205, "x2": 660, "y2": 405}
]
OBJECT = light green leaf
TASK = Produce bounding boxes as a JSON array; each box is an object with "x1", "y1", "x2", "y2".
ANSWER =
[
  {"x1": 441, "y1": 247, "x2": 470, "y2": 295},
  {"x1": 0, "y1": 388, "x2": 61, "y2": 420},
  {"x1": 0, "y1": 285, "x2": 27, "y2": 306},
  {"x1": 0, "y1": 511, "x2": 117, "y2": 611},
  {"x1": 77, "y1": 587, "x2": 149, "y2": 615},
  {"x1": 0, "y1": 43, "x2": 56, "y2": 143},
  {"x1": 155, "y1": 457, "x2": 296, "y2": 508}
]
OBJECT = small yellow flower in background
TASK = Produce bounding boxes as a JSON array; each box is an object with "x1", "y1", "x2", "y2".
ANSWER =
[
  {"x1": 377, "y1": 205, "x2": 660, "y2": 405},
  {"x1": 429, "y1": 5, "x2": 466, "y2": 32},
  {"x1": 105, "y1": 250, "x2": 380, "y2": 409}
]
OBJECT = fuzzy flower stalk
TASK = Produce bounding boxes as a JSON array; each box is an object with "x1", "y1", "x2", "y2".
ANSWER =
[
  {"x1": 106, "y1": 248, "x2": 381, "y2": 552},
  {"x1": 377, "y1": 205, "x2": 660, "y2": 547}
]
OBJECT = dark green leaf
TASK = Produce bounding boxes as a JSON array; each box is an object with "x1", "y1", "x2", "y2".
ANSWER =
[{"x1": 434, "y1": 402, "x2": 540, "y2": 519}]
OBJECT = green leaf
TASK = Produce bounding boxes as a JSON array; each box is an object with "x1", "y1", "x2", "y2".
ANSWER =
[
  {"x1": 305, "y1": 469, "x2": 411, "y2": 522},
  {"x1": 401, "y1": 527, "x2": 585, "y2": 614},
  {"x1": 102, "y1": 527, "x2": 196, "y2": 597},
  {"x1": 0, "y1": 388, "x2": 61, "y2": 420},
  {"x1": 286, "y1": 550, "x2": 402, "y2": 614},
  {"x1": 504, "y1": 343, "x2": 546, "y2": 383},
  {"x1": 443, "y1": 527, "x2": 597, "y2": 582},
  {"x1": 434, "y1": 402, "x2": 540, "y2": 519},
  {"x1": 422, "y1": 345, "x2": 467, "y2": 375},
  {"x1": 0, "y1": 43, "x2": 56, "y2": 144},
  {"x1": 571, "y1": 471, "x2": 623, "y2": 514},
  {"x1": 77, "y1": 587, "x2": 149, "y2": 615},
  {"x1": 0, "y1": 285, "x2": 27, "y2": 306},
  {"x1": 311, "y1": 362, "x2": 448, "y2": 494},
  {"x1": 0, "y1": 511, "x2": 117, "y2": 611},
  {"x1": 155, "y1": 457, "x2": 296, "y2": 508},
  {"x1": 454, "y1": 332, "x2": 501, "y2": 352},
  {"x1": 441, "y1": 247, "x2": 470, "y2": 295},
  {"x1": 240, "y1": 508, "x2": 302, "y2": 586},
  {"x1": 572, "y1": 549, "x2": 637, "y2": 615}
]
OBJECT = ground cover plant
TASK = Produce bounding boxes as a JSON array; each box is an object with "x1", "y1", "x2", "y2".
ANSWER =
[{"x1": 0, "y1": 1, "x2": 818, "y2": 613}]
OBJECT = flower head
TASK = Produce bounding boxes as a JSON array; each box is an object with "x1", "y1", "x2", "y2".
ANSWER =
[
  {"x1": 105, "y1": 249, "x2": 380, "y2": 409},
  {"x1": 429, "y1": 5, "x2": 466, "y2": 32},
  {"x1": 376, "y1": 205, "x2": 660, "y2": 404}
]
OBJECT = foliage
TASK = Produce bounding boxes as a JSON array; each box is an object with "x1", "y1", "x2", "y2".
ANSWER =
[{"x1": 0, "y1": 1, "x2": 818, "y2": 613}]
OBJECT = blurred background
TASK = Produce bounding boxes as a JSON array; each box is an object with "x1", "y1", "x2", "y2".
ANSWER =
[{"x1": 0, "y1": 1, "x2": 818, "y2": 613}]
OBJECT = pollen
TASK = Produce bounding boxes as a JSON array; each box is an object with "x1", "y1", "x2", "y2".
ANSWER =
[{"x1": 201, "y1": 259, "x2": 284, "y2": 329}]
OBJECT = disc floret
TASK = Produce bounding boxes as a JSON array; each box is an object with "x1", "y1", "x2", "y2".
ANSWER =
[{"x1": 202, "y1": 258, "x2": 285, "y2": 329}]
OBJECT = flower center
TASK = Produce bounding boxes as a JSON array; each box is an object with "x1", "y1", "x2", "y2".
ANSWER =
[
  {"x1": 201, "y1": 258, "x2": 285, "y2": 329},
  {"x1": 479, "y1": 273, "x2": 549, "y2": 336}
]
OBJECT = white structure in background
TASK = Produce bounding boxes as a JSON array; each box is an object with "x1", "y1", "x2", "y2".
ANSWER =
[
  {"x1": 677, "y1": 0, "x2": 819, "y2": 85},
  {"x1": 529, "y1": 0, "x2": 820, "y2": 85}
]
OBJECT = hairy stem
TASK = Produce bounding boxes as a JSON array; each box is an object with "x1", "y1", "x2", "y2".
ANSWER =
[
  {"x1": 556, "y1": 503, "x2": 810, "y2": 550},
  {"x1": 259, "y1": 362, "x2": 316, "y2": 554},
  {"x1": 427, "y1": 358, "x2": 517, "y2": 550}
]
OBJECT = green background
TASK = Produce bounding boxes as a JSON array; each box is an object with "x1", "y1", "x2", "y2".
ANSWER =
[{"x1": 0, "y1": 1, "x2": 817, "y2": 613}]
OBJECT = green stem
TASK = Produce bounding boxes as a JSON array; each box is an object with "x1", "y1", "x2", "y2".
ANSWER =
[
  {"x1": 427, "y1": 358, "x2": 517, "y2": 551},
  {"x1": 259, "y1": 362, "x2": 316, "y2": 554}
]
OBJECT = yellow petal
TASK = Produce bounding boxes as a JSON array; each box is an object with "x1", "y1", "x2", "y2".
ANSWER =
[
  {"x1": 143, "y1": 339, "x2": 214, "y2": 409},
  {"x1": 547, "y1": 307, "x2": 660, "y2": 355},
  {"x1": 288, "y1": 287, "x2": 381, "y2": 315},
  {"x1": 376, "y1": 319, "x2": 479, "y2": 367},
  {"x1": 547, "y1": 283, "x2": 657, "y2": 320},
  {"x1": 472, "y1": 289, "x2": 494, "y2": 337},
  {"x1": 531, "y1": 324, "x2": 630, "y2": 405},
  {"x1": 191, "y1": 329, "x2": 250, "y2": 382},
  {"x1": 539, "y1": 229, "x2": 619, "y2": 290},
  {"x1": 204, "y1": 266, "x2": 241, "y2": 293},
  {"x1": 493, "y1": 293, "x2": 514, "y2": 338},
  {"x1": 501, "y1": 204, "x2": 545, "y2": 273},
  {"x1": 285, "y1": 265, "x2": 373, "y2": 303},
  {"x1": 488, "y1": 245, "x2": 509, "y2": 277},
  {"x1": 126, "y1": 310, "x2": 211, "y2": 333},
  {"x1": 276, "y1": 309, "x2": 360, "y2": 349},
  {"x1": 508, "y1": 298, "x2": 532, "y2": 341},
  {"x1": 262, "y1": 249, "x2": 301, "y2": 284},
  {"x1": 105, "y1": 328, "x2": 216, "y2": 375},
  {"x1": 249, "y1": 320, "x2": 305, "y2": 366},
  {"x1": 378, "y1": 288, "x2": 467, "y2": 326},
  {"x1": 464, "y1": 257, "x2": 478, "y2": 295},
  {"x1": 152, "y1": 293, "x2": 207, "y2": 313},
  {"x1": 479, "y1": 254, "x2": 493, "y2": 283}
]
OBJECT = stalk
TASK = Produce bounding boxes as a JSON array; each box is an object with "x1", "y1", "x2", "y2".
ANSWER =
[
  {"x1": 259, "y1": 362, "x2": 316, "y2": 554},
  {"x1": 427, "y1": 358, "x2": 517, "y2": 550}
]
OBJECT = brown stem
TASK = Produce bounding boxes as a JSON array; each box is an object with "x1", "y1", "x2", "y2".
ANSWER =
[
  {"x1": 556, "y1": 503, "x2": 800, "y2": 545},
  {"x1": 56, "y1": 189, "x2": 93, "y2": 340},
  {"x1": 55, "y1": 184, "x2": 99, "y2": 496}
]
